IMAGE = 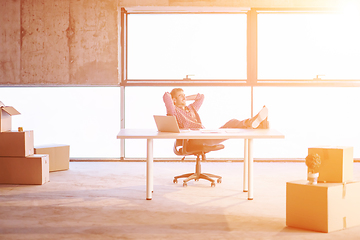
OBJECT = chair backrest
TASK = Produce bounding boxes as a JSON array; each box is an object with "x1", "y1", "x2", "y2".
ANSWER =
[
  {"x1": 173, "y1": 139, "x2": 187, "y2": 156},
  {"x1": 166, "y1": 114, "x2": 210, "y2": 157}
]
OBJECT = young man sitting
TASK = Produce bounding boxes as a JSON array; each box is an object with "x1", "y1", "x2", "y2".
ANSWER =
[{"x1": 163, "y1": 88, "x2": 268, "y2": 151}]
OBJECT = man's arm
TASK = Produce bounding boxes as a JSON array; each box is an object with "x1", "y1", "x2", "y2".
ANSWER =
[
  {"x1": 185, "y1": 94, "x2": 198, "y2": 101},
  {"x1": 163, "y1": 92, "x2": 175, "y2": 115},
  {"x1": 189, "y1": 93, "x2": 204, "y2": 112}
]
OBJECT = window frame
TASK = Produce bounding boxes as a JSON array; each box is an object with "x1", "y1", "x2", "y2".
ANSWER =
[{"x1": 120, "y1": 7, "x2": 360, "y2": 87}]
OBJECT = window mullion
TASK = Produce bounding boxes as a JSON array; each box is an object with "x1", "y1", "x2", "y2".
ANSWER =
[{"x1": 247, "y1": 8, "x2": 258, "y2": 86}]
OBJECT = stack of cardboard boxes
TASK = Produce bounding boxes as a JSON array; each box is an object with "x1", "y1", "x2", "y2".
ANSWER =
[
  {"x1": 0, "y1": 104, "x2": 49, "y2": 185},
  {"x1": 0, "y1": 103, "x2": 70, "y2": 185},
  {"x1": 286, "y1": 146, "x2": 360, "y2": 233}
]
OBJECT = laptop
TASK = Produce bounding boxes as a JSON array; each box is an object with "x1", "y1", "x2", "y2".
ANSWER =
[{"x1": 153, "y1": 115, "x2": 188, "y2": 133}]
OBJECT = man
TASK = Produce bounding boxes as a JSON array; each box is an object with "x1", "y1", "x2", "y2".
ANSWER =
[{"x1": 163, "y1": 88, "x2": 268, "y2": 150}]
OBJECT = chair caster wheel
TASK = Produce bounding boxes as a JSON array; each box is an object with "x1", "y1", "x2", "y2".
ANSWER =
[
  {"x1": 173, "y1": 179, "x2": 178, "y2": 184},
  {"x1": 211, "y1": 182, "x2": 216, "y2": 187},
  {"x1": 183, "y1": 182, "x2": 187, "y2": 187},
  {"x1": 217, "y1": 178, "x2": 222, "y2": 183}
]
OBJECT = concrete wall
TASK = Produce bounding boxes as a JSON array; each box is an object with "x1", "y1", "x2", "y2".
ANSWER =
[
  {"x1": 0, "y1": 0, "x2": 344, "y2": 86},
  {"x1": 69, "y1": 0, "x2": 118, "y2": 85},
  {"x1": 0, "y1": 0, "x2": 21, "y2": 85},
  {"x1": 0, "y1": 0, "x2": 118, "y2": 85},
  {"x1": 21, "y1": 0, "x2": 70, "y2": 84}
]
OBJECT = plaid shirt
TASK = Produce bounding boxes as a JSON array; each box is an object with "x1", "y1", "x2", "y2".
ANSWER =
[{"x1": 163, "y1": 92, "x2": 204, "y2": 129}]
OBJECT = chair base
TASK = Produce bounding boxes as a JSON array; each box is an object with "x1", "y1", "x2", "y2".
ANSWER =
[
  {"x1": 174, "y1": 172, "x2": 222, "y2": 187},
  {"x1": 173, "y1": 149, "x2": 223, "y2": 187}
]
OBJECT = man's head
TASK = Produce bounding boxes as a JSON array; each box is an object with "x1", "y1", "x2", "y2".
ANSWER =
[{"x1": 170, "y1": 88, "x2": 186, "y2": 108}]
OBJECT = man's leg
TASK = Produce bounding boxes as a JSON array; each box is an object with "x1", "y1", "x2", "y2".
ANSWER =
[
  {"x1": 249, "y1": 106, "x2": 268, "y2": 128},
  {"x1": 220, "y1": 118, "x2": 250, "y2": 129},
  {"x1": 220, "y1": 106, "x2": 268, "y2": 129},
  {"x1": 187, "y1": 117, "x2": 251, "y2": 147},
  {"x1": 187, "y1": 106, "x2": 268, "y2": 147}
]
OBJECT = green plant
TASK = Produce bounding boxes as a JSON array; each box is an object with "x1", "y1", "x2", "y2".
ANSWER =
[{"x1": 305, "y1": 153, "x2": 321, "y2": 173}]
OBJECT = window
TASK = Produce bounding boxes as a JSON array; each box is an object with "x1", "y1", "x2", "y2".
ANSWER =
[
  {"x1": 0, "y1": 87, "x2": 121, "y2": 158},
  {"x1": 258, "y1": 12, "x2": 360, "y2": 80},
  {"x1": 127, "y1": 14, "x2": 247, "y2": 80},
  {"x1": 120, "y1": 9, "x2": 360, "y2": 160},
  {"x1": 124, "y1": 86, "x2": 251, "y2": 158}
]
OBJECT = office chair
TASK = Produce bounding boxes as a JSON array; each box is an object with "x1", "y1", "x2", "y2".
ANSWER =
[{"x1": 172, "y1": 139, "x2": 224, "y2": 187}]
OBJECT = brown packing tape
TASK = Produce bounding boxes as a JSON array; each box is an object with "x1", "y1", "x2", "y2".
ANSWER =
[
  {"x1": 323, "y1": 149, "x2": 329, "y2": 163},
  {"x1": 344, "y1": 217, "x2": 347, "y2": 230},
  {"x1": 343, "y1": 184, "x2": 346, "y2": 230}
]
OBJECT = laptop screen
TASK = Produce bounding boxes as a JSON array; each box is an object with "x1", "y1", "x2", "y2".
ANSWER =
[{"x1": 153, "y1": 115, "x2": 181, "y2": 133}]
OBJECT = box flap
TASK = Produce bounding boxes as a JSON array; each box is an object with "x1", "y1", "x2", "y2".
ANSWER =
[{"x1": 1, "y1": 106, "x2": 21, "y2": 116}]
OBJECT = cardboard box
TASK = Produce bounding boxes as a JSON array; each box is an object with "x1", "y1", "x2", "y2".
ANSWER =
[
  {"x1": 34, "y1": 144, "x2": 70, "y2": 172},
  {"x1": 0, "y1": 130, "x2": 34, "y2": 157},
  {"x1": 0, "y1": 154, "x2": 49, "y2": 185},
  {"x1": 286, "y1": 180, "x2": 360, "y2": 233},
  {"x1": 0, "y1": 105, "x2": 21, "y2": 132},
  {"x1": 308, "y1": 146, "x2": 353, "y2": 183}
]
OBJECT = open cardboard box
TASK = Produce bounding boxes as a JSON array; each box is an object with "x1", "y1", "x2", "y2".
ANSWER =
[
  {"x1": 308, "y1": 146, "x2": 353, "y2": 183},
  {"x1": 0, "y1": 101, "x2": 21, "y2": 132}
]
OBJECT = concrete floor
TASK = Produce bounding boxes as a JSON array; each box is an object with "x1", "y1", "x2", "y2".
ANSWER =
[{"x1": 1, "y1": 161, "x2": 360, "y2": 240}]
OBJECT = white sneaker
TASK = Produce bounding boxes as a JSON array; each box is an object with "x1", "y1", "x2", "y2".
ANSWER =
[{"x1": 250, "y1": 106, "x2": 268, "y2": 129}]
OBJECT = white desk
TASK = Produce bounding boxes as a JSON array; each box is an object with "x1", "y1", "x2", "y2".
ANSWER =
[{"x1": 116, "y1": 128, "x2": 284, "y2": 200}]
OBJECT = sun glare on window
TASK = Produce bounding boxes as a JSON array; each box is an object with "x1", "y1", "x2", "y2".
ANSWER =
[
  {"x1": 258, "y1": 13, "x2": 360, "y2": 80},
  {"x1": 128, "y1": 14, "x2": 247, "y2": 80}
]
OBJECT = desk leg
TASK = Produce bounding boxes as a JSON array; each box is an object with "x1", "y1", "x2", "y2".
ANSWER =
[
  {"x1": 146, "y1": 139, "x2": 153, "y2": 200},
  {"x1": 248, "y1": 139, "x2": 254, "y2": 200},
  {"x1": 243, "y1": 139, "x2": 248, "y2": 192}
]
